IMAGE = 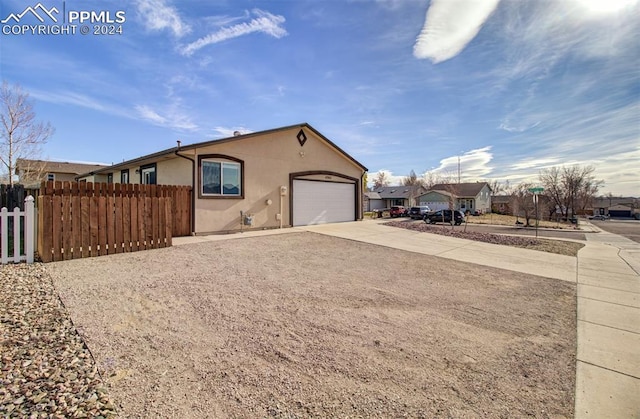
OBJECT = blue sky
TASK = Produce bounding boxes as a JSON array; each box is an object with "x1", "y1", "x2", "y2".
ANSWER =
[{"x1": 1, "y1": 0, "x2": 638, "y2": 195}]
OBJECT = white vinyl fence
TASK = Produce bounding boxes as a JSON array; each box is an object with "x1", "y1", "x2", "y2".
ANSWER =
[{"x1": 0, "y1": 195, "x2": 35, "y2": 264}]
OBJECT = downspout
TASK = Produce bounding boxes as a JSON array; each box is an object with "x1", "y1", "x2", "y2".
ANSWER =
[{"x1": 174, "y1": 141, "x2": 196, "y2": 235}]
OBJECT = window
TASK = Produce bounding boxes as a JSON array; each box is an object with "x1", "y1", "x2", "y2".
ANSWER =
[
  {"x1": 107, "y1": 173, "x2": 113, "y2": 184},
  {"x1": 47, "y1": 173, "x2": 55, "y2": 181},
  {"x1": 121, "y1": 169, "x2": 129, "y2": 184},
  {"x1": 199, "y1": 155, "x2": 243, "y2": 198},
  {"x1": 140, "y1": 164, "x2": 156, "y2": 185}
]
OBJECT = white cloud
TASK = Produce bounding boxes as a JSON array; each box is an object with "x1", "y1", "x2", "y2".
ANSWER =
[
  {"x1": 136, "y1": 0, "x2": 191, "y2": 37},
  {"x1": 212, "y1": 126, "x2": 253, "y2": 138},
  {"x1": 367, "y1": 169, "x2": 405, "y2": 188},
  {"x1": 413, "y1": 0, "x2": 501, "y2": 63},
  {"x1": 432, "y1": 147, "x2": 494, "y2": 179},
  {"x1": 180, "y1": 9, "x2": 287, "y2": 56},
  {"x1": 135, "y1": 104, "x2": 197, "y2": 131}
]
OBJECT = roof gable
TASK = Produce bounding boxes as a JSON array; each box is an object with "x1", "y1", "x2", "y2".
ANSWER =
[
  {"x1": 373, "y1": 185, "x2": 425, "y2": 199},
  {"x1": 16, "y1": 159, "x2": 109, "y2": 175},
  {"x1": 86, "y1": 123, "x2": 367, "y2": 176},
  {"x1": 430, "y1": 182, "x2": 490, "y2": 197}
]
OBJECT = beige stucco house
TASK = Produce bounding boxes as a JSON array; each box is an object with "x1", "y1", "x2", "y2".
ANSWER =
[{"x1": 77, "y1": 123, "x2": 368, "y2": 234}]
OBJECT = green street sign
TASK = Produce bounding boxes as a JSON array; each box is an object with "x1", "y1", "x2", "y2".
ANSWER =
[{"x1": 528, "y1": 187, "x2": 544, "y2": 193}]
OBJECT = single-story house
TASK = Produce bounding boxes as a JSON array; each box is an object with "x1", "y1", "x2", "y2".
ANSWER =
[
  {"x1": 417, "y1": 182, "x2": 492, "y2": 213},
  {"x1": 369, "y1": 185, "x2": 427, "y2": 208},
  {"x1": 364, "y1": 191, "x2": 385, "y2": 211},
  {"x1": 77, "y1": 123, "x2": 368, "y2": 234},
  {"x1": 590, "y1": 197, "x2": 638, "y2": 218},
  {"x1": 16, "y1": 158, "x2": 109, "y2": 186},
  {"x1": 491, "y1": 195, "x2": 512, "y2": 214},
  {"x1": 606, "y1": 204, "x2": 633, "y2": 218}
]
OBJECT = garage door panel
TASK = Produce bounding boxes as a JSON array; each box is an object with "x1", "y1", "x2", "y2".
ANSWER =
[{"x1": 293, "y1": 180, "x2": 355, "y2": 226}]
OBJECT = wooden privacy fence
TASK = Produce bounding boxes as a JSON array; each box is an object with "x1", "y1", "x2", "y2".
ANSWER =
[{"x1": 37, "y1": 181, "x2": 192, "y2": 262}]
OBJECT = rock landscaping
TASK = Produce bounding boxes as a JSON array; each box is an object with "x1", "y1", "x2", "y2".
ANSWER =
[
  {"x1": 385, "y1": 221, "x2": 585, "y2": 256},
  {"x1": 0, "y1": 263, "x2": 116, "y2": 418}
]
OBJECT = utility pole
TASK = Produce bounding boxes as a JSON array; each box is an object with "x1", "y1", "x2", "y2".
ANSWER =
[{"x1": 457, "y1": 155, "x2": 460, "y2": 184}]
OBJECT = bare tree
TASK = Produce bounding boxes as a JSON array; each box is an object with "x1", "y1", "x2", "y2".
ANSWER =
[
  {"x1": 511, "y1": 182, "x2": 536, "y2": 226},
  {"x1": 485, "y1": 179, "x2": 511, "y2": 195},
  {"x1": 539, "y1": 165, "x2": 602, "y2": 219},
  {"x1": 422, "y1": 170, "x2": 454, "y2": 190},
  {"x1": 402, "y1": 170, "x2": 424, "y2": 187},
  {"x1": 372, "y1": 171, "x2": 390, "y2": 189},
  {"x1": 0, "y1": 81, "x2": 54, "y2": 186}
]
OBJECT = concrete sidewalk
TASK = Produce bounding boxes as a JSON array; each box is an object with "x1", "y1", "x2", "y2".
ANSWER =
[
  {"x1": 173, "y1": 219, "x2": 639, "y2": 417},
  {"x1": 575, "y1": 228, "x2": 640, "y2": 418}
]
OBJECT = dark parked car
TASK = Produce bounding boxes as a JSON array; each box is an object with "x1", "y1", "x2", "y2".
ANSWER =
[
  {"x1": 409, "y1": 205, "x2": 432, "y2": 219},
  {"x1": 424, "y1": 209, "x2": 465, "y2": 225},
  {"x1": 389, "y1": 206, "x2": 407, "y2": 218}
]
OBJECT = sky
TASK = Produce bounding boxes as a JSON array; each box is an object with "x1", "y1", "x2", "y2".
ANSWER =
[{"x1": 0, "y1": 0, "x2": 638, "y2": 196}]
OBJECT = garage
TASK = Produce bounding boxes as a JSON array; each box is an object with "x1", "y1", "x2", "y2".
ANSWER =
[
  {"x1": 608, "y1": 205, "x2": 632, "y2": 218},
  {"x1": 420, "y1": 201, "x2": 449, "y2": 211},
  {"x1": 293, "y1": 179, "x2": 355, "y2": 226}
]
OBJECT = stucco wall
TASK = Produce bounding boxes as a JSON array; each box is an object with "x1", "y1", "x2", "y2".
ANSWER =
[{"x1": 191, "y1": 127, "x2": 364, "y2": 233}]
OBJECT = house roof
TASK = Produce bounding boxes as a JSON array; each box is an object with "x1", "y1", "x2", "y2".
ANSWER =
[
  {"x1": 592, "y1": 197, "x2": 638, "y2": 208},
  {"x1": 16, "y1": 159, "x2": 109, "y2": 175},
  {"x1": 430, "y1": 182, "x2": 491, "y2": 198},
  {"x1": 372, "y1": 185, "x2": 425, "y2": 199},
  {"x1": 82, "y1": 123, "x2": 367, "y2": 177},
  {"x1": 364, "y1": 192, "x2": 382, "y2": 200},
  {"x1": 491, "y1": 195, "x2": 512, "y2": 204}
]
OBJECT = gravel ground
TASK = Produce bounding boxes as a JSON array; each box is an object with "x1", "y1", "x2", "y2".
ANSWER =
[
  {"x1": 39, "y1": 232, "x2": 576, "y2": 418},
  {"x1": 0, "y1": 263, "x2": 116, "y2": 418}
]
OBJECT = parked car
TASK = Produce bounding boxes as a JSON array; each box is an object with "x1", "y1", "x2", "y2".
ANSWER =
[
  {"x1": 389, "y1": 206, "x2": 407, "y2": 218},
  {"x1": 409, "y1": 205, "x2": 432, "y2": 219},
  {"x1": 424, "y1": 209, "x2": 465, "y2": 225},
  {"x1": 589, "y1": 214, "x2": 609, "y2": 220}
]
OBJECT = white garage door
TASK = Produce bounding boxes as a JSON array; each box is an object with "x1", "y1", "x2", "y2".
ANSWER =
[{"x1": 293, "y1": 180, "x2": 355, "y2": 226}]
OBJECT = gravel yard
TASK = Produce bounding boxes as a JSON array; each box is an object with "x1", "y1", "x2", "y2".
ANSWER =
[
  {"x1": 0, "y1": 264, "x2": 116, "y2": 417},
  {"x1": 6, "y1": 232, "x2": 576, "y2": 417}
]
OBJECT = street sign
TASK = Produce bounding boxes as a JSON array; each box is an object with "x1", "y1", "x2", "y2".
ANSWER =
[{"x1": 528, "y1": 187, "x2": 544, "y2": 194}]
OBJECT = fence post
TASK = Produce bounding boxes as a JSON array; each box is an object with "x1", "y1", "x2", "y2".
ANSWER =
[
  {"x1": 13, "y1": 207, "x2": 20, "y2": 263},
  {"x1": 1, "y1": 207, "x2": 7, "y2": 264},
  {"x1": 25, "y1": 195, "x2": 34, "y2": 264}
]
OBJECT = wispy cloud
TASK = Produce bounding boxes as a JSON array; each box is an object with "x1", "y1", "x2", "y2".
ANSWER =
[
  {"x1": 433, "y1": 147, "x2": 494, "y2": 179},
  {"x1": 212, "y1": 126, "x2": 253, "y2": 138},
  {"x1": 135, "y1": 0, "x2": 191, "y2": 37},
  {"x1": 414, "y1": 0, "x2": 501, "y2": 63},
  {"x1": 135, "y1": 104, "x2": 197, "y2": 131},
  {"x1": 180, "y1": 9, "x2": 287, "y2": 56}
]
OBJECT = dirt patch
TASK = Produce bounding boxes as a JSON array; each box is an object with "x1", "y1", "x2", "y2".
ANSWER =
[
  {"x1": 386, "y1": 221, "x2": 585, "y2": 256},
  {"x1": 47, "y1": 232, "x2": 576, "y2": 418},
  {"x1": 466, "y1": 214, "x2": 575, "y2": 229}
]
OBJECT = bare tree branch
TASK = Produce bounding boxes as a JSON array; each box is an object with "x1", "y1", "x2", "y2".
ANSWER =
[{"x1": 0, "y1": 81, "x2": 54, "y2": 186}]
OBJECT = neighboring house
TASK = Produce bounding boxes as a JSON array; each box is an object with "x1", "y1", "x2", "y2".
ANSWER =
[
  {"x1": 606, "y1": 204, "x2": 633, "y2": 218},
  {"x1": 590, "y1": 197, "x2": 639, "y2": 218},
  {"x1": 417, "y1": 182, "x2": 492, "y2": 213},
  {"x1": 370, "y1": 185, "x2": 427, "y2": 208},
  {"x1": 364, "y1": 191, "x2": 385, "y2": 211},
  {"x1": 491, "y1": 195, "x2": 512, "y2": 214},
  {"x1": 77, "y1": 123, "x2": 368, "y2": 234},
  {"x1": 15, "y1": 159, "x2": 109, "y2": 186}
]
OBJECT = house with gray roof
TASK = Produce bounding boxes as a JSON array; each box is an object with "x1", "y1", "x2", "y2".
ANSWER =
[
  {"x1": 417, "y1": 182, "x2": 492, "y2": 213},
  {"x1": 370, "y1": 185, "x2": 427, "y2": 209}
]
